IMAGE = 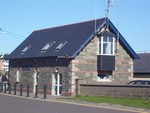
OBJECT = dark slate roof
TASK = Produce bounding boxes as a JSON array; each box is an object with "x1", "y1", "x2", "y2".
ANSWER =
[
  {"x1": 134, "y1": 53, "x2": 150, "y2": 73},
  {"x1": 7, "y1": 18, "x2": 139, "y2": 59}
]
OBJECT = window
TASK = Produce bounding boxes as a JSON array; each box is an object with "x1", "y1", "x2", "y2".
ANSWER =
[
  {"x1": 55, "y1": 41, "x2": 67, "y2": 51},
  {"x1": 97, "y1": 70, "x2": 112, "y2": 81},
  {"x1": 99, "y1": 35, "x2": 115, "y2": 55},
  {"x1": 41, "y1": 41, "x2": 55, "y2": 52},
  {"x1": 21, "y1": 45, "x2": 31, "y2": 54}
]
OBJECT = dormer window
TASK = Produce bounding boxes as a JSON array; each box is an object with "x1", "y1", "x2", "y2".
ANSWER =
[
  {"x1": 21, "y1": 45, "x2": 31, "y2": 54},
  {"x1": 41, "y1": 41, "x2": 55, "y2": 52},
  {"x1": 99, "y1": 35, "x2": 115, "y2": 55}
]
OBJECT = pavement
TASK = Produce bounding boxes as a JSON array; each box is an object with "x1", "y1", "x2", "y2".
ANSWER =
[{"x1": 0, "y1": 91, "x2": 150, "y2": 113}]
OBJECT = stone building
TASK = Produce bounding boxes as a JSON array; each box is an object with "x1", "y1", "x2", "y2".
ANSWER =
[{"x1": 7, "y1": 18, "x2": 139, "y2": 96}]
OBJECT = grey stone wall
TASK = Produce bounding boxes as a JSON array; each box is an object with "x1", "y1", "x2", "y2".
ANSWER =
[
  {"x1": 9, "y1": 58, "x2": 73, "y2": 95},
  {"x1": 114, "y1": 44, "x2": 134, "y2": 85},
  {"x1": 70, "y1": 36, "x2": 98, "y2": 85},
  {"x1": 70, "y1": 36, "x2": 134, "y2": 86},
  {"x1": 9, "y1": 67, "x2": 51, "y2": 93},
  {"x1": 80, "y1": 84, "x2": 150, "y2": 99}
]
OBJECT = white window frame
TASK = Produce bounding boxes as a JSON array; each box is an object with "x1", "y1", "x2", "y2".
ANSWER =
[
  {"x1": 98, "y1": 36, "x2": 115, "y2": 55},
  {"x1": 55, "y1": 41, "x2": 67, "y2": 51},
  {"x1": 41, "y1": 41, "x2": 55, "y2": 52},
  {"x1": 21, "y1": 45, "x2": 31, "y2": 54}
]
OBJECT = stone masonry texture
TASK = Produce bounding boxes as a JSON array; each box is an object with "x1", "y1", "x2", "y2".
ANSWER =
[{"x1": 9, "y1": 35, "x2": 134, "y2": 96}]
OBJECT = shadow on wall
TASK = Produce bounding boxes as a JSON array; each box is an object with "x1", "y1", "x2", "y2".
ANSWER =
[{"x1": 9, "y1": 57, "x2": 73, "y2": 68}]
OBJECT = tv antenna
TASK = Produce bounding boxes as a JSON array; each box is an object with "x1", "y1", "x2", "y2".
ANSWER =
[{"x1": 105, "y1": 0, "x2": 111, "y2": 18}]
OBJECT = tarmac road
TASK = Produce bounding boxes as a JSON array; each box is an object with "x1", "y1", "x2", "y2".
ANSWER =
[{"x1": 0, "y1": 94, "x2": 145, "y2": 113}]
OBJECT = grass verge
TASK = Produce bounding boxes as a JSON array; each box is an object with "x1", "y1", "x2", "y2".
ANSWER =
[{"x1": 63, "y1": 95, "x2": 150, "y2": 109}]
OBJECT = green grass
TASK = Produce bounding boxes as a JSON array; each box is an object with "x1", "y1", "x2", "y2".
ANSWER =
[{"x1": 66, "y1": 95, "x2": 150, "y2": 109}]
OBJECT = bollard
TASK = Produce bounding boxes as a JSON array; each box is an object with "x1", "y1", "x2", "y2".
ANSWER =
[
  {"x1": 8, "y1": 84, "x2": 11, "y2": 94},
  {"x1": 35, "y1": 85, "x2": 38, "y2": 98},
  {"x1": 4, "y1": 83, "x2": 7, "y2": 93},
  {"x1": 0, "y1": 83, "x2": 3, "y2": 93},
  {"x1": 14, "y1": 83, "x2": 16, "y2": 95},
  {"x1": 20, "y1": 84, "x2": 23, "y2": 96},
  {"x1": 43, "y1": 85, "x2": 47, "y2": 99},
  {"x1": 26, "y1": 84, "x2": 30, "y2": 97}
]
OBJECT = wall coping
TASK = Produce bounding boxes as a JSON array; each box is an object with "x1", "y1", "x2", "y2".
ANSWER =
[{"x1": 80, "y1": 84, "x2": 150, "y2": 88}]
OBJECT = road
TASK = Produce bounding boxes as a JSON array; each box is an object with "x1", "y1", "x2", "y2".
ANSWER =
[{"x1": 0, "y1": 94, "x2": 141, "y2": 113}]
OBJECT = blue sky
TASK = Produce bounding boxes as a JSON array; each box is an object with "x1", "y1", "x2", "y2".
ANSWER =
[{"x1": 0, "y1": 0, "x2": 150, "y2": 54}]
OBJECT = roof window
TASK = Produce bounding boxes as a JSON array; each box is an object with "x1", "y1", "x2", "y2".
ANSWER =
[
  {"x1": 55, "y1": 41, "x2": 67, "y2": 51},
  {"x1": 21, "y1": 45, "x2": 31, "y2": 54},
  {"x1": 41, "y1": 41, "x2": 55, "y2": 52}
]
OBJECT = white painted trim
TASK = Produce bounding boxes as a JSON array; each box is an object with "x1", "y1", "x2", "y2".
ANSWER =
[
  {"x1": 56, "y1": 74, "x2": 60, "y2": 96},
  {"x1": 51, "y1": 73, "x2": 56, "y2": 95},
  {"x1": 96, "y1": 78, "x2": 112, "y2": 82},
  {"x1": 51, "y1": 73, "x2": 61, "y2": 96},
  {"x1": 16, "y1": 70, "x2": 20, "y2": 82},
  {"x1": 33, "y1": 72, "x2": 37, "y2": 93},
  {"x1": 98, "y1": 36, "x2": 115, "y2": 55}
]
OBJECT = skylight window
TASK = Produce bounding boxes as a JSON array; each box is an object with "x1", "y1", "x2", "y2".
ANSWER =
[
  {"x1": 21, "y1": 45, "x2": 31, "y2": 54},
  {"x1": 41, "y1": 41, "x2": 55, "y2": 52},
  {"x1": 55, "y1": 41, "x2": 67, "y2": 51}
]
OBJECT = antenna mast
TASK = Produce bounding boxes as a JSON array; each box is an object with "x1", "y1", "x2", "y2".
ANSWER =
[
  {"x1": 116, "y1": 0, "x2": 120, "y2": 55},
  {"x1": 105, "y1": 0, "x2": 111, "y2": 18},
  {"x1": 95, "y1": 0, "x2": 97, "y2": 34}
]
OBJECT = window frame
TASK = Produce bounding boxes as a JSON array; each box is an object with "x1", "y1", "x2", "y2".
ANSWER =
[
  {"x1": 98, "y1": 36, "x2": 115, "y2": 55},
  {"x1": 55, "y1": 41, "x2": 67, "y2": 51},
  {"x1": 41, "y1": 41, "x2": 55, "y2": 52},
  {"x1": 21, "y1": 45, "x2": 31, "y2": 54}
]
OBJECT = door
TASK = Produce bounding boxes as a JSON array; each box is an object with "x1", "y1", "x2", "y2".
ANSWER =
[{"x1": 52, "y1": 72, "x2": 62, "y2": 96}]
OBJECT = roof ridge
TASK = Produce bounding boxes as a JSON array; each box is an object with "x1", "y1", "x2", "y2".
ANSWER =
[{"x1": 34, "y1": 17, "x2": 107, "y2": 32}]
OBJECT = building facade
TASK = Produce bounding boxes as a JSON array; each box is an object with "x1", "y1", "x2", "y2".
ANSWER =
[{"x1": 7, "y1": 18, "x2": 138, "y2": 96}]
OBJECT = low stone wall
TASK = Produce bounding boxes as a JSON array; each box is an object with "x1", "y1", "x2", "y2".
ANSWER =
[{"x1": 79, "y1": 84, "x2": 150, "y2": 98}]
